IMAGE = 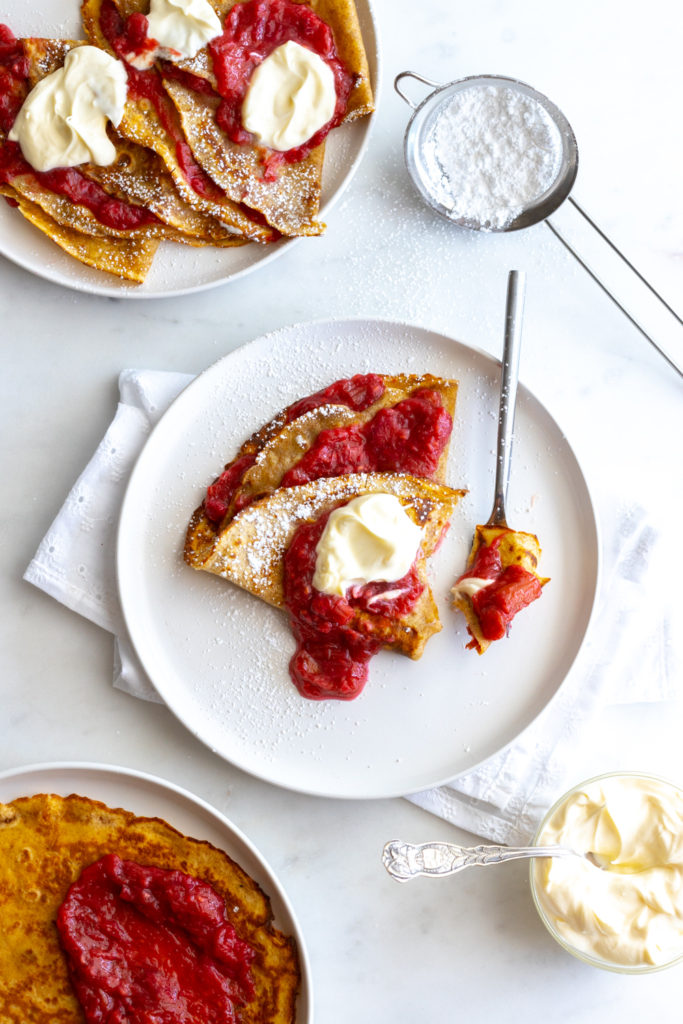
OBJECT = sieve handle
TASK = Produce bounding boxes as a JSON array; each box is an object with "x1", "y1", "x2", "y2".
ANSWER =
[
  {"x1": 547, "y1": 198, "x2": 683, "y2": 378},
  {"x1": 394, "y1": 71, "x2": 443, "y2": 109}
]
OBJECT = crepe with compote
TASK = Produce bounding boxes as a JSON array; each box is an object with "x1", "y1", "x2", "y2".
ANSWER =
[
  {"x1": 0, "y1": 792, "x2": 300, "y2": 1024},
  {"x1": 0, "y1": 0, "x2": 374, "y2": 280},
  {"x1": 185, "y1": 372, "x2": 466, "y2": 699}
]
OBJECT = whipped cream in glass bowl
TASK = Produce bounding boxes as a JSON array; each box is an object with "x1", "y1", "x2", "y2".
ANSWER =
[{"x1": 530, "y1": 772, "x2": 683, "y2": 973}]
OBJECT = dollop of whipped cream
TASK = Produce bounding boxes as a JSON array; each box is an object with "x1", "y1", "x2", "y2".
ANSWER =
[
  {"x1": 451, "y1": 576, "x2": 492, "y2": 599},
  {"x1": 145, "y1": 0, "x2": 222, "y2": 60},
  {"x1": 313, "y1": 493, "x2": 423, "y2": 598},
  {"x1": 535, "y1": 775, "x2": 683, "y2": 967},
  {"x1": 9, "y1": 46, "x2": 127, "y2": 172},
  {"x1": 242, "y1": 40, "x2": 336, "y2": 151}
]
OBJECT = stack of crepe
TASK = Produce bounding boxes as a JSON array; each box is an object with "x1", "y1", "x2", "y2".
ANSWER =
[{"x1": 0, "y1": 0, "x2": 373, "y2": 282}]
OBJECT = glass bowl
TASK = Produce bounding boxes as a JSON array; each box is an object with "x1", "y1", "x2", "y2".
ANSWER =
[{"x1": 530, "y1": 771, "x2": 683, "y2": 974}]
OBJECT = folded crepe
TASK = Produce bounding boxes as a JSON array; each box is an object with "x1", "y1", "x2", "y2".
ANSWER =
[
  {"x1": 188, "y1": 471, "x2": 464, "y2": 658},
  {"x1": 185, "y1": 373, "x2": 458, "y2": 566},
  {"x1": 81, "y1": 0, "x2": 283, "y2": 239},
  {"x1": 81, "y1": 0, "x2": 374, "y2": 236},
  {"x1": 1, "y1": 35, "x2": 247, "y2": 280},
  {"x1": 0, "y1": 182, "x2": 159, "y2": 282}
]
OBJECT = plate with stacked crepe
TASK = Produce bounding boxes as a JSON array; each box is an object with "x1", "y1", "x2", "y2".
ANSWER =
[
  {"x1": 0, "y1": 0, "x2": 377, "y2": 296},
  {"x1": 116, "y1": 318, "x2": 600, "y2": 798}
]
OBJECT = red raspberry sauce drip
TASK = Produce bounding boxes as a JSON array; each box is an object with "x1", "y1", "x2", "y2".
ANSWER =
[
  {"x1": 458, "y1": 534, "x2": 543, "y2": 642},
  {"x1": 283, "y1": 509, "x2": 423, "y2": 700},
  {"x1": 99, "y1": 1, "x2": 224, "y2": 201},
  {"x1": 203, "y1": 375, "x2": 386, "y2": 525},
  {"x1": 281, "y1": 389, "x2": 452, "y2": 487},
  {"x1": 57, "y1": 854, "x2": 255, "y2": 1024},
  {"x1": 209, "y1": 0, "x2": 356, "y2": 178},
  {"x1": 0, "y1": 24, "x2": 159, "y2": 230}
]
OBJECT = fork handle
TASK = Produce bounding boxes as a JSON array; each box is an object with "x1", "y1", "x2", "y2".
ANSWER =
[{"x1": 489, "y1": 269, "x2": 526, "y2": 527}]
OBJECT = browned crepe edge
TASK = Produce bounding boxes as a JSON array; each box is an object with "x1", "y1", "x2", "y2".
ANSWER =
[{"x1": 0, "y1": 184, "x2": 157, "y2": 282}]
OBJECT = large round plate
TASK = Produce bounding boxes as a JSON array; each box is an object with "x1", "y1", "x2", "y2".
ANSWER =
[
  {"x1": 117, "y1": 318, "x2": 600, "y2": 798},
  {"x1": 0, "y1": 760, "x2": 312, "y2": 1024},
  {"x1": 0, "y1": 2, "x2": 378, "y2": 298}
]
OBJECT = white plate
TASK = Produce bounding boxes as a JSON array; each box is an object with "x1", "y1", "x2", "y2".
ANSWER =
[
  {"x1": 0, "y1": 2, "x2": 378, "y2": 298},
  {"x1": 0, "y1": 760, "x2": 312, "y2": 1024},
  {"x1": 117, "y1": 318, "x2": 600, "y2": 798}
]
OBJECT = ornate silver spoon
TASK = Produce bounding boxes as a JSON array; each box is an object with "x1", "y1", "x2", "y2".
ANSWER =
[{"x1": 382, "y1": 839, "x2": 602, "y2": 882}]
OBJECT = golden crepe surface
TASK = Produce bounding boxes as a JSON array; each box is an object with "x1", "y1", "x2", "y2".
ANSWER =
[
  {"x1": 452, "y1": 524, "x2": 549, "y2": 655},
  {"x1": 0, "y1": 792, "x2": 300, "y2": 1024},
  {"x1": 161, "y1": 78, "x2": 325, "y2": 236},
  {"x1": 0, "y1": 183, "x2": 159, "y2": 283}
]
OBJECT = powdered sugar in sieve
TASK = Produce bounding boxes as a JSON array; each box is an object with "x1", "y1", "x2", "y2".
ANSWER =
[
  {"x1": 422, "y1": 84, "x2": 563, "y2": 231},
  {"x1": 397, "y1": 73, "x2": 577, "y2": 233}
]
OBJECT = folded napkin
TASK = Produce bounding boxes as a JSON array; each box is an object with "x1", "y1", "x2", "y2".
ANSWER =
[{"x1": 25, "y1": 370, "x2": 679, "y2": 843}]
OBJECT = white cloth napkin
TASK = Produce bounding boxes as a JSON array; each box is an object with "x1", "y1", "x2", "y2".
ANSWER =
[{"x1": 24, "y1": 369, "x2": 679, "y2": 843}]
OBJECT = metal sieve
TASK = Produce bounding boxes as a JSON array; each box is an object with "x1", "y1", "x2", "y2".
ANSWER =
[
  {"x1": 396, "y1": 72, "x2": 577, "y2": 232},
  {"x1": 395, "y1": 71, "x2": 682, "y2": 377}
]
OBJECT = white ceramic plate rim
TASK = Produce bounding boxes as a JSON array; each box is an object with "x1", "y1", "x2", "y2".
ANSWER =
[
  {"x1": 0, "y1": 0, "x2": 379, "y2": 298},
  {"x1": 117, "y1": 316, "x2": 601, "y2": 799},
  {"x1": 0, "y1": 759, "x2": 313, "y2": 1023}
]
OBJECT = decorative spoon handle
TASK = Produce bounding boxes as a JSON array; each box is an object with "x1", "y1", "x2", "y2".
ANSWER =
[{"x1": 382, "y1": 839, "x2": 573, "y2": 882}]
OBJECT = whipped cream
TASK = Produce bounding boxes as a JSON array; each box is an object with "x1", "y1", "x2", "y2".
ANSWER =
[
  {"x1": 143, "y1": 0, "x2": 221, "y2": 62},
  {"x1": 534, "y1": 775, "x2": 683, "y2": 967},
  {"x1": 242, "y1": 41, "x2": 336, "y2": 151},
  {"x1": 313, "y1": 494, "x2": 423, "y2": 597},
  {"x1": 452, "y1": 576, "x2": 492, "y2": 599},
  {"x1": 9, "y1": 46, "x2": 127, "y2": 172}
]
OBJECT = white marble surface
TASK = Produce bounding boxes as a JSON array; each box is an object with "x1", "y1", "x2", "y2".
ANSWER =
[{"x1": 1, "y1": 0, "x2": 682, "y2": 1020}]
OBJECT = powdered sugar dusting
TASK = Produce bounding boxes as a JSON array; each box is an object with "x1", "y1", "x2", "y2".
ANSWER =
[
  {"x1": 251, "y1": 403, "x2": 354, "y2": 467},
  {"x1": 211, "y1": 473, "x2": 440, "y2": 599}
]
